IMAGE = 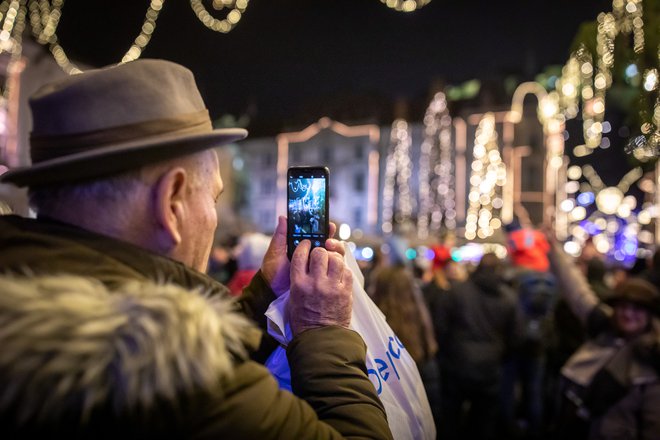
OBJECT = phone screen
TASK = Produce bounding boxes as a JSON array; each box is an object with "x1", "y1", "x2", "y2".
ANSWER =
[{"x1": 287, "y1": 166, "x2": 329, "y2": 259}]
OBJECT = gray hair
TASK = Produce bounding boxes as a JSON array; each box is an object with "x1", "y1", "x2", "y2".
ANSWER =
[
  {"x1": 27, "y1": 151, "x2": 210, "y2": 220},
  {"x1": 28, "y1": 169, "x2": 144, "y2": 218}
]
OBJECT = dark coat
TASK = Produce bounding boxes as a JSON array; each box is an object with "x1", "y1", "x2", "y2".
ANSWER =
[
  {"x1": 433, "y1": 270, "x2": 522, "y2": 387},
  {"x1": 0, "y1": 215, "x2": 392, "y2": 439}
]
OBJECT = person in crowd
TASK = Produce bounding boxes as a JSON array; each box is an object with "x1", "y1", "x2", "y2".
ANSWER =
[
  {"x1": 444, "y1": 258, "x2": 468, "y2": 283},
  {"x1": 585, "y1": 257, "x2": 613, "y2": 301},
  {"x1": 0, "y1": 59, "x2": 392, "y2": 439},
  {"x1": 434, "y1": 252, "x2": 523, "y2": 440},
  {"x1": 206, "y1": 234, "x2": 239, "y2": 284},
  {"x1": 422, "y1": 243, "x2": 454, "y2": 342},
  {"x1": 643, "y1": 248, "x2": 660, "y2": 292},
  {"x1": 423, "y1": 244, "x2": 452, "y2": 299},
  {"x1": 369, "y1": 264, "x2": 441, "y2": 430},
  {"x1": 549, "y1": 238, "x2": 660, "y2": 440},
  {"x1": 227, "y1": 232, "x2": 271, "y2": 296},
  {"x1": 502, "y1": 219, "x2": 556, "y2": 439}
]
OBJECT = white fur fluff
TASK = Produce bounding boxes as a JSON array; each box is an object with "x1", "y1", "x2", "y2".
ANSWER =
[{"x1": 0, "y1": 275, "x2": 254, "y2": 424}]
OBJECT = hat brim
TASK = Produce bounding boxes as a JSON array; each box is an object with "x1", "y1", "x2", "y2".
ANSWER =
[{"x1": 0, "y1": 128, "x2": 247, "y2": 188}]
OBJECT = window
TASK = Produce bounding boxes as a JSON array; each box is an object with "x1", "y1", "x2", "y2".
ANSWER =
[
  {"x1": 321, "y1": 145, "x2": 333, "y2": 163},
  {"x1": 355, "y1": 143, "x2": 364, "y2": 160},
  {"x1": 354, "y1": 208, "x2": 362, "y2": 227},
  {"x1": 263, "y1": 152, "x2": 274, "y2": 167},
  {"x1": 260, "y1": 178, "x2": 274, "y2": 195},
  {"x1": 260, "y1": 210, "x2": 273, "y2": 227},
  {"x1": 354, "y1": 172, "x2": 365, "y2": 192},
  {"x1": 291, "y1": 146, "x2": 301, "y2": 163}
]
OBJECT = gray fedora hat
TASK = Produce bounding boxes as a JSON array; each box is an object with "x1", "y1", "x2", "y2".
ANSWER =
[{"x1": 0, "y1": 59, "x2": 247, "y2": 187}]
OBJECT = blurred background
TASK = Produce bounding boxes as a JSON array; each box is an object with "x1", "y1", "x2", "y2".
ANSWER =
[{"x1": 0, "y1": 0, "x2": 658, "y2": 272}]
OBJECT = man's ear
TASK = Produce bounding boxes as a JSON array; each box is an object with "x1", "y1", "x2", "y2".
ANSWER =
[{"x1": 152, "y1": 167, "x2": 189, "y2": 249}]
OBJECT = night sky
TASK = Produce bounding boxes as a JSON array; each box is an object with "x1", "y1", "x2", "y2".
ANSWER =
[{"x1": 54, "y1": 0, "x2": 613, "y2": 130}]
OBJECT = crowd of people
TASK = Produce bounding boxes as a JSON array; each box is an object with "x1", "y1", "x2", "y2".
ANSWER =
[
  {"x1": 354, "y1": 223, "x2": 659, "y2": 440},
  {"x1": 0, "y1": 57, "x2": 658, "y2": 440}
]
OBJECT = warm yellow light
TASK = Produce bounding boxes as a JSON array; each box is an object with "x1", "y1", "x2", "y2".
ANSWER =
[
  {"x1": 592, "y1": 99, "x2": 605, "y2": 114},
  {"x1": 617, "y1": 204, "x2": 631, "y2": 218},
  {"x1": 637, "y1": 209, "x2": 651, "y2": 225},
  {"x1": 567, "y1": 165, "x2": 582, "y2": 180},
  {"x1": 564, "y1": 241, "x2": 581, "y2": 256},
  {"x1": 549, "y1": 156, "x2": 563, "y2": 169},
  {"x1": 562, "y1": 83, "x2": 576, "y2": 97},
  {"x1": 595, "y1": 239, "x2": 610, "y2": 254},
  {"x1": 570, "y1": 206, "x2": 587, "y2": 221},
  {"x1": 596, "y1": 187, "x2": 624, "y2": 215},
  {"x1": 560, "y1": 199, "x2": 575, "y2": 212}
]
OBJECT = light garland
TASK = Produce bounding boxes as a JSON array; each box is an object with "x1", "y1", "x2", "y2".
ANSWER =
[
  {"x1": 464, "y1": 113, "x2": 506, "y2": 240},
  {"x1": 190, "y1": 0, "x2": 249, "y2": 33},
  {"x1": 379, "y1": 0, "x2": 431, "y2": 13},
  {"x1": 562, "y1": 163, "x2": 646, "y2": 263},
  {"x1": 381, "y1": 119, "x2": 414, "y2": 234},
  {"x1": 0, "y1": 0, "x2": 27, "y2": 99},
  {"x1": 27, "y1": 0, "x2": 165, "y2": 74},
  {"x1": 550, "y1": 0, "x2": 657, "y2": 160},
  {"x1": 417, "y1": 92, "x2": 455, "y2": 239}
]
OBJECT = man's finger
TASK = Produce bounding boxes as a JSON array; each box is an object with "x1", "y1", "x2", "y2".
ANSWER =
[
  {"x1": 329, "y1": 222, "x2": 337, "y2": 239},
  {"x1": 265, "y1": 216, "x2": 287, "y2": 258},
  {"x1": 309, "y1": 246, "x2": 329, "y2": 278},
  {"x1": 340, "y1": 267, "x2": 354, "y2": 290},
  {"x1": 325, "y1": 238, "x2": 345, "y2": 257},
  {"x1": 327, "y1": 252, "x2": 344, "y2": 282},
  {"x1": 291, "y1": 240, "x2": 312, "y2": 280}
]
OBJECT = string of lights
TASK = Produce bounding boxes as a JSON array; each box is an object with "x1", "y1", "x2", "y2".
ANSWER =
[
  {"x1": 0, "y1": 0, "x2": 27, "y2": 100},
  {"x1": 561, "y1": 163, "x2": 647, "y2": 264},
  {"x1": 464, "y1": 113, "x2": 506, "y2": 240},
  {"x1": 4, "y1": 0, "x2": 252, "y2": 75},
  {"x1": 379, "y1": 0, "x2": 431, "y2": 13},
  {"x1": 550, "y1": 0, "x2": 657, "y2": 160},
  {"x1": 190, "y1": 0, "x2": 249, "y2": 34},
  {"x1": 417, "y1": 92, "x2": 456, "y2": 239},
  {"x1": 25, "y1": 0, "x2": 165, "y2": 74},
  {"x1": 382, "y1": 119, "x2": 414, "y2": 234}
]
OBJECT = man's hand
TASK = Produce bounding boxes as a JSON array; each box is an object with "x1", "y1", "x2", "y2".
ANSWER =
[
  {"x1": 288, "y1": 240, "x2": 353, "y2": 336},
  {"x1": 261, "y1": 216, "x2": 342, "y2": 297}
]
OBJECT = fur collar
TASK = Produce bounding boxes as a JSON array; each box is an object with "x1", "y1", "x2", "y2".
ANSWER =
[{"x1": 0, "y1": 275, "x2": 254, "y2": 425}]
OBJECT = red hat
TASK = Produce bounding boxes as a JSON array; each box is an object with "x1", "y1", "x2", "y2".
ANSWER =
[{"x1": 432, "y1": 245, "x2": 452, "y2": 270}]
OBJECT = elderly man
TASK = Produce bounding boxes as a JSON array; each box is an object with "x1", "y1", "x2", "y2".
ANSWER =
[{"x1": 0, "y1": 59, "x2": 392, "y2": 439}]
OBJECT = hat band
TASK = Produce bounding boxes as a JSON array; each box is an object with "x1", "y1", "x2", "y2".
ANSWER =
[{"x1": 30, "y1": 110, "x2": 213, "y2": 164}]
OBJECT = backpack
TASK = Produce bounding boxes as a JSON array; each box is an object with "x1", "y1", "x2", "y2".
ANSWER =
[{"x1": 517, "y1": 271, "x2": 557, "y2": 343}]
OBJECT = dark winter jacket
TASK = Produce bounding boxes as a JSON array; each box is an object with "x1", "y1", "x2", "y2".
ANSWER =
[
  {"x1": 0, "y1": 215, "x2": 392, "y2": 439},
  {"x1": 433, "y1": 270, "x2": 522, "y2": 386}
]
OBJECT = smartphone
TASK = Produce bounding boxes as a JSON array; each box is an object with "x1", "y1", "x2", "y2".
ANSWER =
[{"x1": 287, "y1": 166, "x2": 330, "y2": 260}]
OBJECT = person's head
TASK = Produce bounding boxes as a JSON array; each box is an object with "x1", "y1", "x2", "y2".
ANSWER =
[
  {"x1": 475, "y1": 252, "x2": 502, "y2": 275},
  {"x1": 234, "y1": 232, "x2": 270, "y2": 271},
  {"x1": 607, "y1": 278, "x2": 659, "y2": 337},
  {"x1": 1, "y1": 59, "x2": 247, "y2": 272}
]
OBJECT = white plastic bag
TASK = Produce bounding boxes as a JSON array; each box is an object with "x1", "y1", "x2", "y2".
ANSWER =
[{"x1": 265, "y1": 246, "x2": 436, "y2": 440}]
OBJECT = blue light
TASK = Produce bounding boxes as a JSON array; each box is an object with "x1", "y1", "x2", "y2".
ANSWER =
[
  {"x1": 623, "y1": 242, "x2": 637, "y2": 255},
  {"x1": 405, "y1": 248, "x2": 417, "y2": 260},
  {"x1": 426, "y1": 248, "x2": 435, "y2": 260},
  {"x1": 625, "y1": 63, "x2": 639, "y2": 78},
  {"x1": 577, "y1": 192, "x2": 595, "y2": 206},
  {"x1": 580, "y1": 220, "x2": 601, "y2": 235}
]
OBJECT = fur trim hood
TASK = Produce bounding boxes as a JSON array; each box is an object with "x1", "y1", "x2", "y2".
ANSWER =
[{"x1": 0, "y1": 275, "x2": 255, "y2": 426}]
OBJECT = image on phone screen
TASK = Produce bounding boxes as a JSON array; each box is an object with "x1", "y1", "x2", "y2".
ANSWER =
[{"x1": 287, "y1": 167, "x2": 329, "y2": 259}]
